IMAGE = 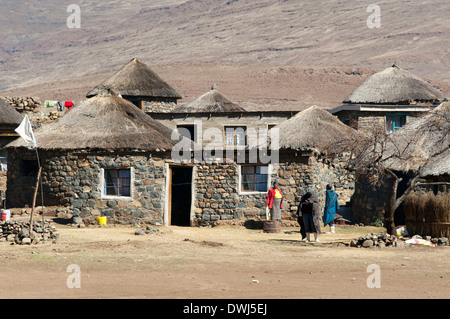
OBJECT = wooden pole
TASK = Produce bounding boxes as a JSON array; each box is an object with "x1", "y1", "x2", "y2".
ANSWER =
[
  {"x1": 35, "y1": 148, "x2": 45, "y2": 243},
  {"x1": 29, "y1": 166, "x2": 42, "y2": 234}
]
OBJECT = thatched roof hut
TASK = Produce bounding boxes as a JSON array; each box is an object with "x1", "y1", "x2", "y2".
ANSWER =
[
  {"x1": 172, "y1": 84, "x2": 245, "y2": 113},
  {"x1": 7, "y1": 90, "x2": 176, "y2": 152},
  {"x1": 268, "y1": 105, "x2": 360, "y2": 151},
  {"x1": 86, "y1": 58, "x2": 182, "y2": 100},
  {"x1": 343, "y1": 64, "x2": 444, "y2": 105},
  {"x1": 383, "y1": 101, "x2": 450, "y2": 172},
  {"x1": 0, "y1": 97, "x2": 23, "y2": 126}
]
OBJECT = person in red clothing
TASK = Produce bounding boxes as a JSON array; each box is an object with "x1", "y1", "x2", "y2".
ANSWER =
[{"x1": 265, "y1": 181, "x2": 283, "y2": 221}]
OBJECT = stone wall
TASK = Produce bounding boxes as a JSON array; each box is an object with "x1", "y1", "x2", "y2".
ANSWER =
[
  {"x1": 7, "y1": 148, "x2": 355, "y2": 227},
  {"x1": 271, "y1": 152, "x2": 354, "y2": 219},
  {"x1": 335, "y1": 110, "x2": 421, "y2": 133},
  {"x1": 192, "y1": 151, "x2": 354, "y2": 226},
  {"x1": 193, "y1": 162, "x2": 243, "y2": 225},
  {"x1": 143, "y1": 98, "x2": 177, "y2": 113},
  {"x1": 7, "y1": 149, "x2": 168, "y2": 225},
  {"x1": 351, "y1": 173, "x2": 394, "y2": 225}
]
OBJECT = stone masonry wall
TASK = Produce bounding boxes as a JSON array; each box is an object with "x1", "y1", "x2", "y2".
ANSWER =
[
  {"x1": 7, "y1": 149, "x2": 168, "y2": 225},
  {"x1": 271, "y1": 153, "x2": 354, "y2": 220},
  {"x1": 143, "y1": 99, "x2": 177, "y2": 113},
  {"x1": 193, "y1": 152, "x2": 354, "y2": 226},
  {"x1": 7, "y1": 148, "x2": 355, "y2": 227},
  {"x1": 193, "y1": 162, "x2": 242, "y2": 226},
  {"x1": 351, "y1": 173, "x2": 394, "y2": 225},
  {"x1": 336, "y1": 110, "x2": 422, "y2": 133}
]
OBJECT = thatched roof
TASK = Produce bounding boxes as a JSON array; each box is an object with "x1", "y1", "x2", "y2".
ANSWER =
[
  {"x1": 266, "y1": 105, "x2": 360, "y2": 151},
  {"x1": 172, "y1": 84, "x2": 246, "y2": 113},
  {"x1": 7, "y1": 90, "x2": 177, "y2": 151},
  {"x1": 0, "y1": 97, "x2": 23, "y2": 126},
  {"x1": 383, "y1": 102, "x2": 450, "y2": 172},
  {"x1": 343, "y1": 64, "x2": 444, "y2": 105},
  {"x1": 420, "y1": 148, "x2": 450, "y2": 177},
  {"x1": 86, "y1": 58, "x2": 182, "y2": 99}
]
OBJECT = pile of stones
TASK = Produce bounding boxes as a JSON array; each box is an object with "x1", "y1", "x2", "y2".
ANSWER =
[
  {"x1": 350, "y1": 233, "x2": 450, "y2": 248},
  {"x1": 31, "y1": 111, "x2": 60, "y2": 124},
  {"x1": 4, "y1": 96, "x2": 41, "y2": 113},
  {"x1": 0, "y1": 220, "x2": 59, "y2": 245},
  {"x1": 350, "y1": 233, "x2": 403, "y2": 248}
]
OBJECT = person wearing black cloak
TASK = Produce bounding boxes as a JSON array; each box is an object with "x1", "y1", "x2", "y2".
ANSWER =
[{"x1": 296, "y1": 188, "x2": 321, "y2": 242}]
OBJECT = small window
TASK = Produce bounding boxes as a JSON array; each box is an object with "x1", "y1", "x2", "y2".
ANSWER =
[
  {"x1": 267, "y1": 124, "x2": 277, "y2": 131},
  {"x1": 241, "y1": 165, "x2": 269, "y2": 192},
  {"x1": 224, "y1": 126, "x2": 246, "y2": 147},
  {"x1": 386, "y1": 115, "x2": 406, "y2": 134},
  {"x1": 104, "y1": 169, "x2": 131, "y2": 197},
  {"x1": 127, "y1": 98, "x2": 144, "y2": 110},
  {"x1": 177, "y1": 125, "x2": 196, "y2": 142}
]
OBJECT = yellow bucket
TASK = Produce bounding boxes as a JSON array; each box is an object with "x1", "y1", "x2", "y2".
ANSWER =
[{"x1": 97, "y1": 216, "x2": 107, "y2": 226}]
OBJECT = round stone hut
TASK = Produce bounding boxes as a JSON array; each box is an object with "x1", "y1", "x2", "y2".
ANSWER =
[
  {"x1": 331, "y1": 64, "x2": 445, "y2": 133},
  {"x1": 266, "y1": 105, "x2": 361, "y2": 215},
  {"x1": 6, "y1": 90, "x2": 177, "y2": 225}
]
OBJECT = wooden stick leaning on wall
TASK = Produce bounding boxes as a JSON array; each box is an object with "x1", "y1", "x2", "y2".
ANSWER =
[{"x1": 29, "y1": 166, "x2": 42, "y2": 235}]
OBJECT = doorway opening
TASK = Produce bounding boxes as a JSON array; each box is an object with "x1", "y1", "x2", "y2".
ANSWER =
[{"x1": 169, "y1": 166, "x2": 193, "y2": 226}]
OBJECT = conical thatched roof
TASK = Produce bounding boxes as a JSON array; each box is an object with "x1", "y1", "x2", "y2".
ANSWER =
[
  {"x1": 86, "y1": 58, "x2": 182, "y2": 99},
  {"x1": 343, "y1": 64, "x2": 444, "y2": 105},
  {"x1": 172, "y1": 84, "x2": 245, "y2": 113},
  {"x1": 0, "y1": 97, "x2": 23, "y2": 126},
  {"x1": 383, "y1": 102, "x2": 450, "y2": 172},
  {"x1": 7, "y1": 90, "x2": 176, "y2": 151},
  {"x1": 268, "y1": 105, "x2": 361, "y2": 151}
]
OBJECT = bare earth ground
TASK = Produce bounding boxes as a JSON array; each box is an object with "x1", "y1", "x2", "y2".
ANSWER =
[{"x1": 0, "y1": 219, "x2": 448, "y2": 299}]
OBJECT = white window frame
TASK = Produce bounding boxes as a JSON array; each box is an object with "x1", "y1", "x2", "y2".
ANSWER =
[
  {"x1": 100, "y1": 167, "x2": 134, "y2": 201},
  {"x1": 223, "y1": 125, "x2": 248, "y2": 148},
  {"x1": 237, "y1": 164, "x2": 272, "y2": 195}
]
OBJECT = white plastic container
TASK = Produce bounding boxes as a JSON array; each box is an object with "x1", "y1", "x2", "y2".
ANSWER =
[{"x1": 1, "y1": 209, "x2": 11, "y2": 222}]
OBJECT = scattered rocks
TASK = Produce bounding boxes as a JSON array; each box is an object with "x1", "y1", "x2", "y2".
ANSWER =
[
  {"x1": 351, "y1": 232, "x2": 450, "y2": 248},
  {"x1": 31, "y1": 111, "x2": 60, "y2": 124},
  {"x1": 350, "y1": 233, "x2": 400, "y2": 248},
  {"x1": 134, "y1": 225, "x2": 162, "y2": 236},
  {"x1": 0, "y1": 220, "x2": 59, "y2": 245}
]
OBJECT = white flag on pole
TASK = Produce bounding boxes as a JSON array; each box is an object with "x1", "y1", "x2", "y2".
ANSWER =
[{"x1": 15, "y1": 115, "x2": 37, "y2": 149}]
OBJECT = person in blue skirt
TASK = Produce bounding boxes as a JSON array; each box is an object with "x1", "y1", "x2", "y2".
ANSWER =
[{"x1": 323, "y1": 184, "x2": 339, "y2": 233}]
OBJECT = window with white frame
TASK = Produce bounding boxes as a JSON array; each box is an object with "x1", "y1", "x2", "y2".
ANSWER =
[
  {"x1": 104, "y1": 169, "x2": 131, "y2": 197},
  {"x1": 224, "y1": 126, "x2": 246, "y2": 147},
  {"x1": 240, "y1": 165, "x2": 269, "y2": 192}
]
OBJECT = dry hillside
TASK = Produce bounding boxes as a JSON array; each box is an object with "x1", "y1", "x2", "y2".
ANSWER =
[
  {"x1": 1, "y1": 63, "x2": 449, "y2": 113},
  {"x1": 0, "y1": 0, "x2": 449, "y2": 94}
]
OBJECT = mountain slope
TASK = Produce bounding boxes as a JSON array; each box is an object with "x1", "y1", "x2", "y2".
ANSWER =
[{"x1": 0, "y1": 0, "x2": 449, "y2": 91}]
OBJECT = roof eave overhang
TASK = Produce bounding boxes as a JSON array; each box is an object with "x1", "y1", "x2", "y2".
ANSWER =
[{"x1": 329, "y1": 104, "x2": 434, "y2": 114}]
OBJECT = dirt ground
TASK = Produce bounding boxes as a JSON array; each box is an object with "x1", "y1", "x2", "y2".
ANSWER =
[{"x1": 0, "y1": 218, "x2": 449, "y2": 300}]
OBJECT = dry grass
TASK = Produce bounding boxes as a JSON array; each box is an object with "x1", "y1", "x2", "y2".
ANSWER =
[{"x1": 404, "y1": 191, "x2": 450, "y2": 238}]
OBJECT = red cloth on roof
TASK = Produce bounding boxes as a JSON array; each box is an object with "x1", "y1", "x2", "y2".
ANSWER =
[{"x1": 65, "y1": 101, "x2": 74, "y2": 109}]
